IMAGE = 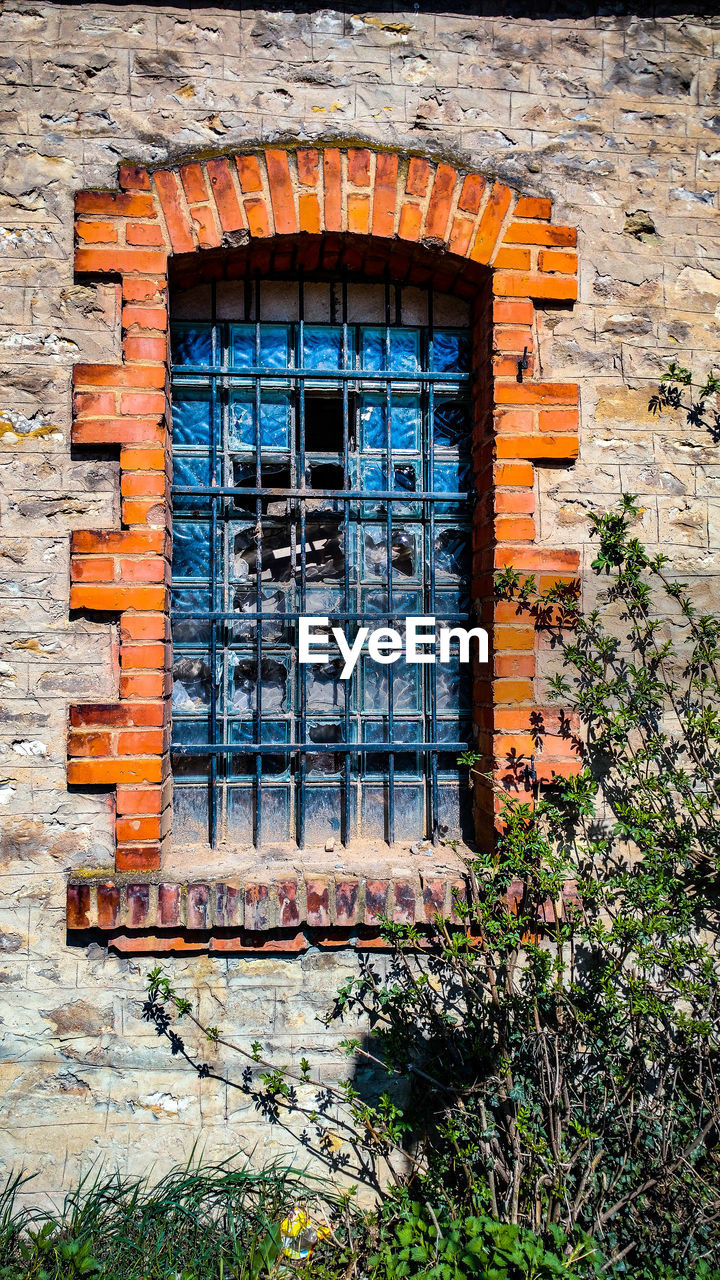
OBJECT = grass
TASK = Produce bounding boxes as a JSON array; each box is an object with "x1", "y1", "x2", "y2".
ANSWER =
[{"x1": 0, "y1": 1158, "x2": 345, "y2": 1280}]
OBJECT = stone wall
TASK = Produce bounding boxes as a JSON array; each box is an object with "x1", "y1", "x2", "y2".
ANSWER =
[{"x1": 1, "y1": 1, "x2": 719, "y2": 1204}]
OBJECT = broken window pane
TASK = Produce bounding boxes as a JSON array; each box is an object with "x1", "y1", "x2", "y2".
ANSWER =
[
  {"x1": 363, "y1": 526, "x2": 420, "y2": 581},
  {"x1": 432, "y1": 328, "x2": 471, "y2": 373},
  {"x1": 229, "y1": 389, "x2": 292, "y2": 451},
  {"x1": 172, "y1": 657, "x2": 212, "y2": 711},
  {"x1": 434, "y1": 526, "x2": 471, "y2": 580},
  {"x1": 228, "y1": 654, "x2": 289, "y2": 713}
]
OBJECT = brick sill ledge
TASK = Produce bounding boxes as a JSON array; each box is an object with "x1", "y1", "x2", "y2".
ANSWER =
[{"x1": 66, "y1": 868, "x2": 470, "y2": 946}]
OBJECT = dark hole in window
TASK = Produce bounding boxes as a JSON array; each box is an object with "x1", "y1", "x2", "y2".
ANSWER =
[{"x1": 303, "y1": 393, "x2": 345, "y2": 452}]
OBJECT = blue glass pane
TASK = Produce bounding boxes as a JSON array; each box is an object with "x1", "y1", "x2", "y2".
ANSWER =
[
  {"x1": 172, "y1": 587, "x2": 211, "y2": 645},
  {"x1": 230, "y1": 324, "x2": 291, "y2": 370},
  {"x1": 436, "y1": 719, "x2": 472, "y2": 775},
  {"x1": 173, "y1": 786, "x2": 209, "y2": 836},
  {"x1": 434, "y1": 525, "x2": 471, "y2": 581},
  {"x1": 173, "y1": 455, "x2": 212, "y2": 511},
  {"x1": 303, "y1": 326, "x2": 351, "y2": 371},
  {"x1": 172, "y1": 389, "x2": 212, "y2": 447},
  {"x1": 434, "y1": 400, "x2": 470, "y2": 448},
  {"x1": 436, "y1": 658, "x2": 472, "y2": 712},
  {"x1": 361, "y1": 660, "x2": 421, "y2": 713},
  {"x1": 171, "y1": 324, "x2": 213, "y2": 368},
  {"x1": 362, "y1": 588, "x2": 422, "y2": 618},
  {"x1": 363, "y1": 719, "x2": 421, "y2": 779},
  {"x1": 304, "y1": 786, "x2": 342, "y2": 841},
  {"x1": 361, "y1": 784, "x2": 422, "y2": 840},
  {"x1": 226, "y1": 786, "x2": 291, "y2": 842},
  {"x1": 359, "y1": 394, "x2": 421, "y2": 451},
  {"x1": 360, "y1": 458, "x2": 420, "y2": 517},
  {"x1": 360, "y1": 327, "x2": 420, "y2": 374},
  {"x1": 432, "y1": 329, "x2": 471, "y2": 373},
  {"x1": 229, "y1": 390, "x2": 291, "y2": 450},
  {"x1": 434, "y1": 587, "x2": 471, "y2": 623},
  {"x1": 433, "y1": 457, "x2": 472, "y2": 515},
  {"x1": 172, "y1": 656, "x2": 211, "y2": 711},
  {"x1": 173, "y1": 521, "x2": 210, "y2": 578},
  {"x1": 363, "y1": 525, "x2": 421, "y2": 582},
  {"x1": 228, "y1": 720, "x2": 289, "y2": 777},
  {"x1": 306, "y1": 659, "x2": 346, "y2": 711}
]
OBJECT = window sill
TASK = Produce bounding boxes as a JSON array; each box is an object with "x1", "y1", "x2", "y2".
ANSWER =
[{"x1": 66, "y1": 843, "x2": 473, "y2": 952}]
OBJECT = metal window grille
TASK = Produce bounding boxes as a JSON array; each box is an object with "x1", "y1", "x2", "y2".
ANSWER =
[{"x1": 170, "y1": 277, "x2": 474, "y2": 849}]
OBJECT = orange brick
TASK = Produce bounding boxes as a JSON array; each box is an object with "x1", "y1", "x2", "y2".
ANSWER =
[
  {"x1": 448, "y1": 217, "x2": 474, "y2": 257},
  {"x1": 125, "y1": 221, "x2": 165, "y2": 247},
  {"x1": 123, "y1": 335, "x2": 166, "y2": 362},
  {"x1": 75, "y1": 191, "x2": 156, "y2": 217},
  {"x1": 120, "y1": 642, "x2": 167, "y2": 669},
  {"x1": 539, "y1": 409, "x2": 578, "y2": 433},
  {"x1": 70, "y1": 557, "x2": 114, "y2": 582},
  {"x1": 297, "y1": 148, "x2": 319, "y2": 186},
  {"x1": 458, "y1": 172, "x2": 486, "y2": 215},
  {"x1": 493, "y1": 247, "x2": 531, "y2": 270},
  {"x1": 153, "y1": 170, "x2": 194, "y2": 253},
  {"x1": 75, "y1": 248, "x2": 167, "y2": 275},
  {"x1": 122, "y1": 497, "x2": 168, "y2": 526},
  {"x1": 68, "y1": 758, "x2": 163, "y2": 785},
  {"x1": 494, "y1": 328, "x2": 534, "y2": 354},
  {"x1": 494, "y1": 678, "x2": 535, "y2": 703},
  {"x1": 494, "y1": 734, "x2": 536, "y2": 759},
  {"x1": 189, "y1": 203, "x2": 220, "y2": 249},
  {"x1": 119, "y1": 447, "x2": 166, "y2": 471},
  {"x1": 73, "y1": 420, "x2": 165, "y2": 447},
  {"x1": 235, "y1": 153, "x2": 263, "y2": 193},
  {"x1": 323, "y1": 148, "x2": 342, "y2": 232},
  {"x1": 493, "y1": 272, "x2": 577, "y2": 302},
  {"x1": 120, "y1": 614, "x2": 167, "y2": 641},
  {"x1": 75, "y1": 219, "x2": 118, "y2": 244},
  {"x1": 471, "y1": 182, "x2": 513, "y2": 264},
  {"x1": 120, "y1": 672, "x2": 166, "y2": 698},
  {"x1": 115, "y1": 846, "x2": 161, "y2": 872},
  {"x1": 122, "y1": 305, "x2": 167, "y2": 331},
  {"x1": 122, "y1": 278, "x2": 164, "y2": 302},
  {"x1": 116, "y1": 785, "x2": 163, "y2": 815},
  {"x1": 116, "y1": 816, "x2": 161, "y2": 842},
  {"x1": 494, "y1": 461, "x2": 535, "y2": 487},
  {"x1": 298, "y1": 192, "x2": 321, "y2": 234},
  {"x1": 496, "y1": 434, "x2": 579, "y2": 461},
  {"x1": 348, "y1": 148, "x2": 371, "y2": 187},
  {"x1": 206, "y1": 158, "x2": 245, "y2": 233},
  {"x1": 406, "y1": 157, "x2": 430, "y2": 197},
  {"x1": 495, "y1": 382, "x2": 578, "y2": 406},
  {"x1": 494, "y1": 626, "x2": 536, "y2": 651},
  {"x1": 494, "y1": 546, "x2": 579, "y2": 571},
  {"x1": 117, "y1": 730, "x2": 164, "y2": 755},
  {"x1": 495, "y1": 515, "x2": 536, "y2": 541},
  {"x1": 74, "y1": 390, "x2": 116, "y2": 417},
  {"x1": 75, "y1": 363, "x2": 165, "y2": 389},
  {"x1": 372, "y1": 152, "x2": 399, "y2": 238},
  {"x1": 514, "y1": 196, "x2": 552, "y2": 220},
  {"x1": 538, "y1": 249, "x2": 577, "y2": 274},
  {"x1": 495, "y1": 490, "x2": 535, "y2": 514},
  {"x1": 494, "y1": 354, "x2": 534, "y2": 378},
  {"x1": 265, "y1": 149, "x2": 297, "y2": 235},
  {"x1": 493, "y1": 299, "x2": 534, "y2": 325},
  {"x1": 503, "y1": 222, "x2": 577, "y2": 247},
  {"x1": 495, "y1": 654, "x2": 536, "y2": 678},
  {"x1": 399, "y1": 203, "x2": 422, "y2": 241},
  {"x1": 117, "y1": 558, "x2": 166, "y2": 583},
  {"x1": 425, "y1": 163, "x2": 456, "y2": 241},
  {"x1": 120, "y1": 472, "x2": 166, "y2": 498},
  {"x1": 245, "y1": 197, "x2": 270, "y2": 238},
  {"x1": 67, "y1": 731, "x2": 113, "y2": 757},
  {"x1": 118, "y1": 166, "x2": 151, "y2": 192},
  {"x1": 179, "y1": 162, "x2": 209, "y2": 204},
  {"x1": 347, "y1": 194, "x2": 370, "y2": 235},
  {"x1": 70, "y1": 584, "x2": 165, "y2": 611},
  {"x1": 494, "y1": 408, "x2": 534, "y2": 431},
  {"x1": 119, "y1": 391, "x2": 166, "y2": 415}
]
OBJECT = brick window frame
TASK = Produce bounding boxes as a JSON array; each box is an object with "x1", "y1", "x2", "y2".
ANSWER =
[{"x1": 66, "y1": 147, "x2": 580, "y2": 949}]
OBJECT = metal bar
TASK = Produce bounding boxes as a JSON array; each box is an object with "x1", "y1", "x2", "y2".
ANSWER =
[
  {"x1": 384, "y1": 276, "x2": 394, "y2": 846},
  {"x1": 341, "y1": 273, "x2": 351, "y2": 846},
  {"x1": 174, "y1": 366, "x2": 469, "y2": 383},
  {"x1": 297, "y1": 274, "x2": 307, "y2": 848},
  {"x1": 172, "y1": 485, "x2": 469, "y2": 501},
  {"x1": 427, "y1": 286, "x2": 439, "y2": 845},
  {"x1": 253, "y1": 276, "x2": 263, "y2": 846},
  {"x1": 208, "y1": 280, "x2": 219, "y2": 849},
  {"x1": 173, "y1": 741, "x2": 468, "y2": 754},
  {"x1": 173, "y1": 609, "x2": 467, "y2": 622}
]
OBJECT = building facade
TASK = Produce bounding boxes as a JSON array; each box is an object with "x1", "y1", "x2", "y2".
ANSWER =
[{"x1": 1, "y1": 1, "x2": 719, "y2": 1201}]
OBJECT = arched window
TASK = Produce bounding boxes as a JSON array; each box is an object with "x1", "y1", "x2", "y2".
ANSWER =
[{"x1": 169, "y1": 272, "x2": 474, "y2": 849}]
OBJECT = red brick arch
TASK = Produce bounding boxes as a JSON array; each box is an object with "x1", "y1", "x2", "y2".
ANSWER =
[{"x1": 67, "y1": 145, "x2": 580, "y2": 904}]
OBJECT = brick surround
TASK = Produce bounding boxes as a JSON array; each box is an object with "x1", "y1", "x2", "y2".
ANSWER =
[{"x1": 67, "y1": 145, "x2": 580, "y2": 941}]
